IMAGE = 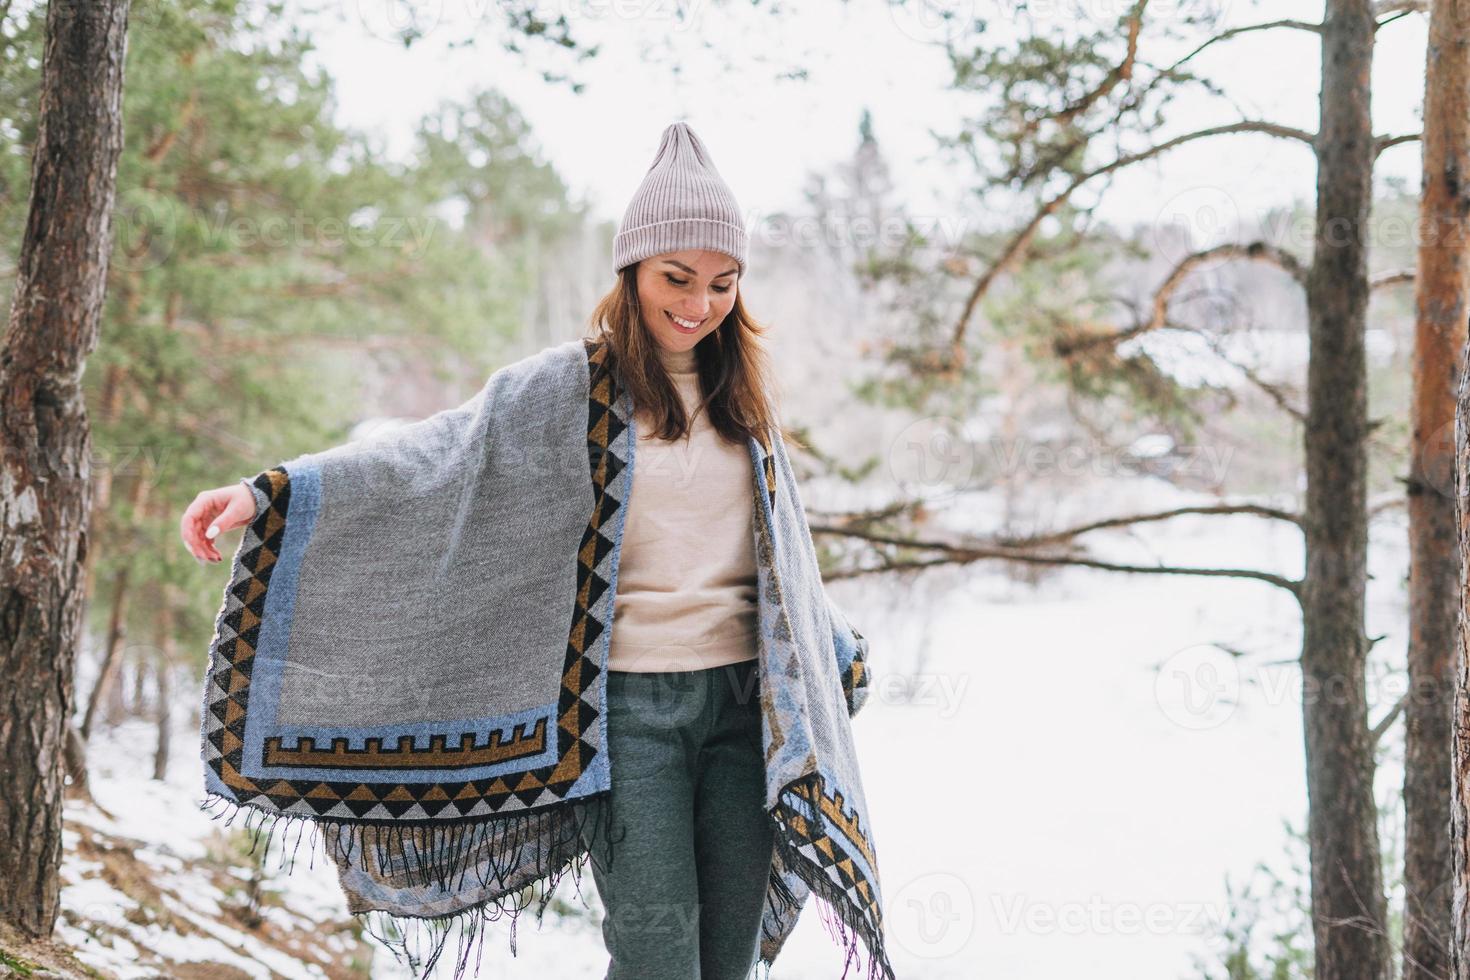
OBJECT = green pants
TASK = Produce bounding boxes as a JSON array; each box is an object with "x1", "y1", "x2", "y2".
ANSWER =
[{"x1": 579, "y1": 658, "x2": 774, "y2": 980}]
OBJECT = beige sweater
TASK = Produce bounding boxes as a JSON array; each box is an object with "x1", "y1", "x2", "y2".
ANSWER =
[{"x1": 605, "y1": 342, "x2": 760, "y2": 672}]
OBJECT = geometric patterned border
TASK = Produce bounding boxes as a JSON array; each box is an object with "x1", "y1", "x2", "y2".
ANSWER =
[
  {"x1": 766, "y1": 767, "x2": 891, "y2": 980},
  {"x1": 749, "y1": 426, "x2": 891, "y2": 979},
  {"x1": 837, "y1": 620, "x2": 870, "y2": 718},
  {"x1": 199, "y1": 336, "x2": 633, "y2": 821}
]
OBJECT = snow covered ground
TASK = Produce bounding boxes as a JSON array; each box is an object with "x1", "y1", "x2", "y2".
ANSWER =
[
  {"x1": 833, "y1": 473, "x2": 1408, "y2": 979},
  {"x1": 56, "y1": 467, "x2": 1408, "y2": 978}
]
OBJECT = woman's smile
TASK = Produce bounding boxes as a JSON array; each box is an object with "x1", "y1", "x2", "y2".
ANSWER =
[{"x1": 666, "y1": 310, "x2": 706, "y2": 333}]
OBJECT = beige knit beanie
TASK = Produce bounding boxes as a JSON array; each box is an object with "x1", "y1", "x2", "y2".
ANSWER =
[{"x1": 613, "y1": 121, "x2": 748, "y2": 276}]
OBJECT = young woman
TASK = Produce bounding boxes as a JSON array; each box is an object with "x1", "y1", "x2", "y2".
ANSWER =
[{"x1": 182, "y1": 122, "x2": 888, "y2": 980}]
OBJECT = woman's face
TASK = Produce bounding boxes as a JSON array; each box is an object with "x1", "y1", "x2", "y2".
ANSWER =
[{"x1": 635, "y1": 250, "x2": 739, "y2": 354}]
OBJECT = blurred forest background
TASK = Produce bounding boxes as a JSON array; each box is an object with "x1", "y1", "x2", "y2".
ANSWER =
[{"x1": 0, "y1": 0, "x2": 1448, "y2": 978}]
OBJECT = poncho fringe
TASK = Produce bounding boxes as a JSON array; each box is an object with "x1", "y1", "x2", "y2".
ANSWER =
[
  {"x1": 199, "y1": 767, "x2": 880, "y2": 980},
  {"x1": 197, "y1": 335, "x2": 893, "y2": 979}
]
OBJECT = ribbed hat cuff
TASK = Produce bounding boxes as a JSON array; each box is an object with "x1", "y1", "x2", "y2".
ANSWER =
[{"x1": 613, "y1": 218, "x2": 747, "y2": 274}]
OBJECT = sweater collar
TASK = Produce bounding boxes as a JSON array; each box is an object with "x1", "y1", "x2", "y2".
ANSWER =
[{"x1": 653, "y1": 341, "x2": 697, "y2": 375}]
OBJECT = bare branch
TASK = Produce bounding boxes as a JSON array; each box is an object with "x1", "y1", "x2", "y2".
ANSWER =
[
  {"x1": 1142, "y1": 241, "x2": 1306, "y2": 331},
  {"x1": 1375, "y1": 132, "x2": 1422, "y2": 155},
  {"x1": 994, "y1": 501, "x2": 1305, "y2": 543},
  {"x1": 1171, "y1": 319, "x2": 1308, "y2": 421},
  {"x1": 813, "y1": 500, "x2": 1302, "y2": 544},
  {"x1": 1368, "y1": 490, "x2": 1406, "y2": 520},
  {"x1": 948, "y1": 121, "x2": 1316, "y2": 362},
  {"x1": 1369, "y1": 694, "x2": 1406, "y2": 748},
  {"x1": 1018, "y1": 236, "x2": 1407, "y2": 437},
  {"x1": 1372, "y1": 0, "x2": 1427, "y2": 18},
  {"x1": 1371, "y1": 269, "x2": 1414, "y2": 290},
  {"x1": 1048, "y1": 254, "x2": 1407, "y2": 421},
  {"x1": 806, "y1": 499, "x2": 925, "y2": 526},
  {"x1": 1164, "y1": 18, "x2": 1322, "y2": 78},
  {"x1": 1051, "y1": 242, "x2": 1306, "y2": 358},
  {"x1": 812, "y1": 525, "x2": 1303, "y2": 596}
]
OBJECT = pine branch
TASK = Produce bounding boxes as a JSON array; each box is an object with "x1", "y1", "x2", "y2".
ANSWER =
[{"x1": 947, "y1": 121, "x2": 1316, "y2": 364}]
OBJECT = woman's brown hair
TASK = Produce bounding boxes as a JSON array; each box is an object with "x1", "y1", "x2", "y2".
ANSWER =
[{"x1": 583, "y1": 264, "x2": 803, "y2": 452}]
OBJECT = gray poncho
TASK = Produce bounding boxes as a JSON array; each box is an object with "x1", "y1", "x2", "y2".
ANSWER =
[{"x1": 198, "y1": 335, "x2": 891, "y2": 979}]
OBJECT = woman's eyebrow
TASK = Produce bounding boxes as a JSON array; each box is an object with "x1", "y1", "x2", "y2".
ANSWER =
[{"x1": 662, "y1": 259, "x2": 738, "y2": 279}]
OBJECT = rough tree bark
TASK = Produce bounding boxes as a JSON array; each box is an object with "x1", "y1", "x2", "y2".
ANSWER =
[
  {"x1": 1455, "y1": 322, "x2": 1470, "y2": 978},
  {"x1": 1407, "y1": 2, "x2": 1470, "y2": 978},
  {"x1": 1301, "y1": 1, "x2": 1390, "y2": 977},
  {"x1": 1454, "y1": 338, "x2": 1470, "y2": 979},
  {"x1": 0, "y1": 0, "x2": 131, "y2": 938}
]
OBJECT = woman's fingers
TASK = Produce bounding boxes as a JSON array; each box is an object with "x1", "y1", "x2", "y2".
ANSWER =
[
  {"x1": 202, "y1": 514, "x2": 223, "y2": 563},
  {"x1": 180, "y1": 496, "x2": 202, "y2": 559},
  {"x1": 182, "y1": 484, "x2": 259, "y2": 563},
  {"x1": 215, "y1": 487, "x2": 256, "y2": 536},
  {"x1": 179, "y1": 505, "x2": 202, "y2": 560},
  {"x1": 184, "y1": 494, "x2": 221, "y2": 562}
]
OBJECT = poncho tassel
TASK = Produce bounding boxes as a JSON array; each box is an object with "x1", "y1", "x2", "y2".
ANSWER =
[
  {"x1": 198, "y1": 785, "x2": 617, "y2": 980},
  {"x1": 201, "y1": 770, "x2": 891, "y2": 980},
  {"x1": 758, "y1": 770, "x2": 893, "y2": 980}
]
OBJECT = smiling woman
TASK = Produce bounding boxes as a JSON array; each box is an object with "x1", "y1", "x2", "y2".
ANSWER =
[
  {"x1": 183, "y1": 120, "x2": 888, "y2": 980},
  {"x1": 588, "y1": 251, "x2": 780, "y2": 451},
  {"x1": 592, "y1": 123, "x2": 787, "y2": 458},
  {"x1": 569, "y1": 121, "x2": 886, "y2": 980},
  {"x1": 642, "y1": 252, "x2": 740, "y2": 338}
]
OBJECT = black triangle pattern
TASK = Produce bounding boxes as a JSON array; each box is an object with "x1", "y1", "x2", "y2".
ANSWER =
[{"x1": 200, "y1": 337, "x2": 633, "y2": 821}]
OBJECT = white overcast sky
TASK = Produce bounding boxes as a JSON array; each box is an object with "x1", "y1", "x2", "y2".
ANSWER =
[{"x1": 291, "y1": 0, "x2": 1426, "y2": 244}]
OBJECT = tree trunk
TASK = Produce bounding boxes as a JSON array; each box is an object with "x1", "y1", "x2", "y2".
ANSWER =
[
  {"x1": 1454, "y1": 332, "x2": 1470, "y2": 979},
  {"x1": 80, "y1": 564, "x2": 130, "y2": 740},
  {"x1": 1300, "y1": 1, "x2": 1389, "y2": 978},
  {"x1": 104, "y1": 647, "x2": 130, "y2": 727},
  {"x1": 1408, "y1": 3, "x2": 1470, "y2": 978},
  {"x1": 81, "y1": 468, "x2": 147, "y2": 739},
  {"x1": 0, "y1": 0, "x2": 131, "y2": 940},
  {"x1": 132, "y1": 646, "x2": 149, "y2": 715},
  {"x1": 152, "y1": 592, "x2": 175, "y2": 782},
  {"x1": 153, "y1": 659, "x2": 172, "y2": 782},
  {"x1": 62, "y1": 723, "x2": 92, "y2": 803}
]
